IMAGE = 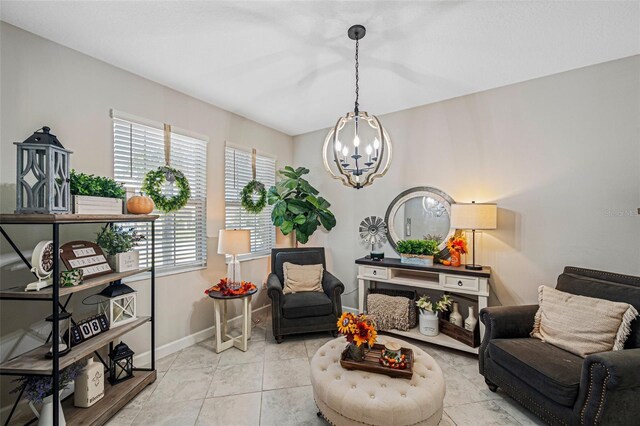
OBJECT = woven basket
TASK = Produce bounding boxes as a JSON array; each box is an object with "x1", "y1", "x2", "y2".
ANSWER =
[{"x1": 367, "y1": 288, "x2": 418, "y2": 330}]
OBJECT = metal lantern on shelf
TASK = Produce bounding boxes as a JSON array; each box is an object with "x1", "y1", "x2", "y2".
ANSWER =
[
  {"x1": 98, "y1": 283, "x2": 137, "y2": 328},
  {"x1": 108, "y1": 341, "x2": 135, "y2": 385},
  {"x1": 14, "y1": 126, "x2": 72, "y2": 214},
  {"x1": 45, "y1": 311, "x2": 72, "y2": 359}
]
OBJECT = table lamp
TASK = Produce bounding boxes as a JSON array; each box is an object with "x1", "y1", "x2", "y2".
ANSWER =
[
  {"x1": 218, "y1": 229, "x2": 251, "y2": 285},
  {"x1": 450, "y1": 202, "x2": 497, "y2": 270}
]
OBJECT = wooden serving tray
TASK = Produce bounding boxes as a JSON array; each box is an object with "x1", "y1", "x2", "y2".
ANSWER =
[{"x1": 340, "y1": 343, "x2": 414, "y2": 379}]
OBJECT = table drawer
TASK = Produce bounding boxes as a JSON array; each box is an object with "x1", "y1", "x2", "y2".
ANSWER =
[
  {"x1": 362, "y1": 266, "x2": 388, "y2": 280},
  {"x1": 442, "y1": 275, "x2": 479, "y2": 292}
]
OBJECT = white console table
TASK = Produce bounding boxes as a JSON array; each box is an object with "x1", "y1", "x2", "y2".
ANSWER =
[{"x1": 356, "y1": 257, "x2": 491, "y2": 354}]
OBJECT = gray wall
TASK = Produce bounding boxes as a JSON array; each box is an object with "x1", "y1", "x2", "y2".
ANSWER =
[
  {"x1": 0, "y1": 22, "x2": 293, "y2": 418},
  {"x1": 293, "y1": 55, "x2": 640, "y2": 309}
]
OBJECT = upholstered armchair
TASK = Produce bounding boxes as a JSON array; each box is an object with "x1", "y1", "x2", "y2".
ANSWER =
[
  {"x1": 267, "y1": 248, "x2": 344, "y2": 343},
  {"x1": 479, "y1": 267, "x2": 640, "y2": 425}
]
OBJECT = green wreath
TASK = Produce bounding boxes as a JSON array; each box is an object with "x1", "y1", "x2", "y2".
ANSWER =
[
  {"x1": 141, "y1": 166, "x2": 190, "y2": 213},
  {"x1": 241, "y1": 180, "x2": 267, "y2": 213}
]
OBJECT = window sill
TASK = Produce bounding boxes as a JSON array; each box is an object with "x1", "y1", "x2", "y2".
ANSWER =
[{"x1": 123, "y1": 264, "x2": 207, "y2": 284}]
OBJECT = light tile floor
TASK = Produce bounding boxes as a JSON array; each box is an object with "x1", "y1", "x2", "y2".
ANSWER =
[{"x1": 107, "y1": 311, "x2": 544, "y2": 426}]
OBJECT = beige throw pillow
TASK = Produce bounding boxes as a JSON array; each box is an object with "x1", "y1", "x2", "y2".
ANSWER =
[
  {"x1": 531, "y1": 285, "x2": 638, "y2": 357},
  {"x1": 282, "y1": 262, "x2": 324, "y2": 294}
]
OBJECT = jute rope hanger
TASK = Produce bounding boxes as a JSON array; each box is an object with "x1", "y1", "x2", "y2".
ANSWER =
[
  {"x1": 252, "y1": 148, "x2": 257, "y2": 180},
  {"x1": 164, "y1": 123, "x2": 172, "y2": 166}
]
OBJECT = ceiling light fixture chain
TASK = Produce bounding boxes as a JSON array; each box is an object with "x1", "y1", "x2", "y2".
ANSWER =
[{"x1": 322, "y1": 24, "x2": 392, "y2": 190}]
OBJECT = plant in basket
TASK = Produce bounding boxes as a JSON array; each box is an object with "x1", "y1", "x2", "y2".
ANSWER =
[{"x1": 337, "y1": 312, "x2": 377, "y2": 362}]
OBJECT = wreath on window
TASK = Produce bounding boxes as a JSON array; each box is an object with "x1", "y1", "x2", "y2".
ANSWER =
[
  {"x1": 141, "y1": 166, "x2": 190, "y2": 213},
  {"x1": 241, "y1": 180, "x2": 267, "y2": 214}
]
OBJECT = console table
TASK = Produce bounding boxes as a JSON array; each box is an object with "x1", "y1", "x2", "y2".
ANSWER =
[{"x1": 356, "y1": 257, "x2": 491, "y2": 354}]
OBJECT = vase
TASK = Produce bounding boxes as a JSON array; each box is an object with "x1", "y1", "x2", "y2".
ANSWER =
[
  {"x1": 464, "y1": 306, "x2": 478, "y2": 332},
  {"x1": 418, "y1": 310, "x2": 439, "y2": 336},
  {"x1": 346, "y1": 342, "x2": 366, "y2": 362},
  {"x1": 449, "y1": 302, "x2": 463, "y2": 327},
  {"x1": 450, "y1": 250, "x2": 461, "y2": 267},
  {"x1": 30, "y1": 392, "x2": 66, "y2": 426}
]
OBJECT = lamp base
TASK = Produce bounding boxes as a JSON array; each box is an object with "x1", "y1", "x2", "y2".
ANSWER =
[{"x1": 464, "y1": 264, "x2": 484, "y2": 271}]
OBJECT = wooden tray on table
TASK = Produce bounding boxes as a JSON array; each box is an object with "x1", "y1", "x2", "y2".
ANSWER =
[{"x1": 340, "y1": 343, "x2": 414, "y2": 379}]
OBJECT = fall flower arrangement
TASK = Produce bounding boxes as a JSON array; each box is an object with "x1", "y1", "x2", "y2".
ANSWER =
[
  {"x1": 337, "y1": 312, "x2": 377, "y2": 347},
  {"x1": 205, "y1": 278, "x2": 256, "y2": 297},
  {"x1": 446, "y1": 235, "x2": 468, "y2": 254}
]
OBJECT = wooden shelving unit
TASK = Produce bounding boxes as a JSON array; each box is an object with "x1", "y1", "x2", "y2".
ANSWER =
[{"x1": 0, "y1": 214, "x2": 158, "y2": 426}]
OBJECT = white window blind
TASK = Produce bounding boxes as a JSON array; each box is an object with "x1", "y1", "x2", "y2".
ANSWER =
[
  {"x1": 224, "y1": 145, "x2": 276, "y2": 258},
  {"x1": 113, "y1": 115, "x2": 208, "y2": 272}
]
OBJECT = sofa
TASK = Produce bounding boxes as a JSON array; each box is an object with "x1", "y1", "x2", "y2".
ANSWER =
[
  {"x1": 267, "y1": 248, "x2": 344, "y2": 343},
  {"x1": 479, "y1": 266, "x2": 640, "y2": 425}
]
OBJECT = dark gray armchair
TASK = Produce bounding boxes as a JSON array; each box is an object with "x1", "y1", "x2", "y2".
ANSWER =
[
  {"x1": 480, "y1": 267, "x2": 640, "y2": 425},
  {"x1": 267, "y1": 248, "x2": 344, "y2": 343}
]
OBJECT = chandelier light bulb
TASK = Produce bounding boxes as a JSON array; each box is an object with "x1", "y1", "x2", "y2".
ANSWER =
[
  {"x1": 366, "y1": 145, "x2": 373, "y2": 155},
  {"x1": 335, "y1": 140, "x2": 342, "y2": 151},
  {"x1": 373, "y1": 137, "x2": 380, "y2": 150},
  {"x1": 342, "y1": 146, "x2": 349, "y2": 157},
  {"x1": 353, "y1": 134, "x2": 360, "y2": 147}
]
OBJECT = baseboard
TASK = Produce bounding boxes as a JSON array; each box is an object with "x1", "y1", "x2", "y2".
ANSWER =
[{"x1": 135, "y1": 304, "x2": 270, "y2": 367}]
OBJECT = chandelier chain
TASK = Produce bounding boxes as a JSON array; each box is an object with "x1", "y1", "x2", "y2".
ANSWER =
[{"x1": 354, "y1": 38, "x2": 359, "y2": 114}]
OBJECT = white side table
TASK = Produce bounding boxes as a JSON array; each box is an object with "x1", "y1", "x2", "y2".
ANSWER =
[{"x1": 208, "y1": 289, "x2": 256, "y2": 353}]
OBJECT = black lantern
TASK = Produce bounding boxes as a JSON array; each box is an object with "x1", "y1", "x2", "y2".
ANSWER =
[
  {"x1": 108, "y1": 341, "x2": 134, "y2": 385},
  {"x1": 14, "y1": 126, "x2": 72, "y2": 214},
  {"x1": 45, "y1": 311, "x2": 72, "y2": 358}
]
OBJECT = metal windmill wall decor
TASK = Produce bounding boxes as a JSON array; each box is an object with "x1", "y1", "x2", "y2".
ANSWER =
[{"x1": 359, "y1": 216, "x2": 387, "y2": 260}]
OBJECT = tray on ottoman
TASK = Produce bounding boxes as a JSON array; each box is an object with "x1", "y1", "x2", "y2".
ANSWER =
[{"x1": 339, "y1": 343, "x2": 414, "y2": 379}]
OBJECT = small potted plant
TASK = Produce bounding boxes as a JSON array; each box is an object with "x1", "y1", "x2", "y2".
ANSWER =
[
  {"x1": 11, "y1": 363, "x2": 82, "y2": 426},
  {"x1": 416, "y1": 294, "x2": 452, "y2": 336},
  {"x1": 96, "y1": 225, "x2": 145, "y2": 272},
  {"x1": 70, "y1": 170, "x2": 126, "y2": 214},
  {"x1": 396, "y1": 239, "x2": 439, "y2": 266}
]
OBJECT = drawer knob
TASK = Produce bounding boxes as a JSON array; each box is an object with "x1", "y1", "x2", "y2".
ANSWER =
[
  {"x1": 458, "y1": 280, "x2": 463, "y2": 286},
  {"x1": 373, "y1": 270, "x2": 377, "y2": 275}
]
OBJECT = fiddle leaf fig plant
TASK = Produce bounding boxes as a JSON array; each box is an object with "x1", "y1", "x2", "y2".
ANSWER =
[{"x1": 267, "y1": 166, "x2": 336, "y2": 244}]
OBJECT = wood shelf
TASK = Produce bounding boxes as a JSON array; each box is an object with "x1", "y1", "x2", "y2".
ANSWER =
[
  {"x1": 0, "y1": 268, "x2": 152, "y2": 300},
  {"x1": 0, "y1": 317, "x2": 151, "y2": 375},
  {"x1": 0, "y1": 213, "x2": 158, "y2": 224},
  {"x1": 63, "y1": 370, "x2": 156, "y2": 426},
  {"x1": 381, "y1": 327, "x2": 479, "y2": 355}
]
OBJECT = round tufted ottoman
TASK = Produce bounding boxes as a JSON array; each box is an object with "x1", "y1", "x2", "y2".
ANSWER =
[{"x1": 311, "y1": 336, "x2": 445, "y2": 426}]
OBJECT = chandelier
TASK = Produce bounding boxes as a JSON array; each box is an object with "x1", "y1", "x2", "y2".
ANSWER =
[{"x1": 322, "y1": 25, "x2": 392, "y2": 189}]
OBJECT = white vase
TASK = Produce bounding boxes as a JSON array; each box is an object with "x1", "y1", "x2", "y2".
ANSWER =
[
  {"x1": 464, "y1": 306, "x2": 478, "y2": 332},
  {"x1": 449, "y1": 302, "x2": 463, "y2": 327},
  {"x1": 74, "y1": 357, "x2": 104, "y2": 408},
  {"x1": 419, "y1": 310, "x2": 439, "y2": 336},
  {"x1": 30, "y1": 392, "x2": 66, "y2": 426}
]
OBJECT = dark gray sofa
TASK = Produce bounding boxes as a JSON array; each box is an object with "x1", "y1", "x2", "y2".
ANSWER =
[
  {"x1": 479, "y1": 266, "x2": 640, "y2": 425},
  {"x1": 267, "y1": 248, "x2": 344, "y2": 343}
]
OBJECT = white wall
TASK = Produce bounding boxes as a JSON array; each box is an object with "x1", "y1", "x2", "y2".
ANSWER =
[
  {"x1": 293, "y1": 55, "x2": 640, "y2": 309},
  {"x1": 0, "y1": 22, "x2": 293, "y2": 416}
]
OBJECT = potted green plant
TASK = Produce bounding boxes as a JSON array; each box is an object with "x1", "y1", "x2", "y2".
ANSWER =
[
  {"x1": 396, "y1": 239, "x2": 439, "y2": 266},
  {"x1": 416, "y1": 294, "x2": 452, "y2": 336},
  {"x1": 96, "y1": 225, "x2": 145, "y2": 272},
  {"x1": 70, "y1": 170, "x2": 126, "y2": 214},
  {"x1": 267, "y1": 166, "x2": 336, "y2": 245}
]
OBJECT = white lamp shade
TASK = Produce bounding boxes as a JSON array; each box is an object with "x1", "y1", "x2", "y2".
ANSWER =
[
  {"x1": 450, "y1": 203, "x2": 497, "y2": 230},
  {"x1": 217, "y1": 229, "x2": 251, "y2": 255}
]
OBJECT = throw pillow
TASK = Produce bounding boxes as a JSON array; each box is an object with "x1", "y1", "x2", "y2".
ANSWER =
[
  {"x1": 531, "y1": 285, "x2": 638, "y2": 357},
  {"x1": 282, "y1": 262, "x2": 324, "y2": 294}
]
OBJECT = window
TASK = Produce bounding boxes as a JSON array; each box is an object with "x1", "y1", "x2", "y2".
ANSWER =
[
  {"x1": 112, "y1": 110, "x2": 208, "y2": 273},
  {"x1": 224, "y1": 145, "x2": 276, "y2": 258}
]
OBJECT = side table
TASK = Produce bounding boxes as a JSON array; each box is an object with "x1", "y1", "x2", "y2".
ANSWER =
[{"x1": 208, "y1": 288, "x2": 257, "y2": 353}]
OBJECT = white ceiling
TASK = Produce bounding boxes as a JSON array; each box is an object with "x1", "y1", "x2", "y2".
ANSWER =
[{"x1": 2, "y1": 1, "x2": 639, "y2": 136}]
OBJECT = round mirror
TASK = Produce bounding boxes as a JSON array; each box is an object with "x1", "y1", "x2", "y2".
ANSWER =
[{"x1": 384, "y1": 187, "x2": 456, "y2": 256}]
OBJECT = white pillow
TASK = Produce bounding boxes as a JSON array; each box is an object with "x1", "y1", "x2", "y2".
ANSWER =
[{"x1": 282, "y1": 262, "x2": 324, "y2": 294}]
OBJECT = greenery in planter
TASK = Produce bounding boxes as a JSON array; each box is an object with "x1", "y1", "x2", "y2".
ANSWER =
[
  {"x1": 416, "y1": 294, "x2": 453, "y2": 313},
  {"x1": 267, "y1": 166, "x2": 336, "y2": 244},
  {"x1": 96, "y1": 225, "x2": 145, "y2": 256},
  {"x1": 396, "y1": 239, "x2": 440, "y2": 256},
  {"x1": 69, "y1": 170, "x2": 126, "y2": 199}
]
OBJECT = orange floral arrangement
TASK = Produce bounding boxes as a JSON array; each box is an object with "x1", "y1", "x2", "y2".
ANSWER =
[
  {"x1": 205, "y1": 278, "x2": 256, "y2": 296},
  {"x1": 446, "y1": 235, "x2": 468, "y2": 254},
  {"x1": 337, "y1": 312, "x2": 377, "y2": 347}
]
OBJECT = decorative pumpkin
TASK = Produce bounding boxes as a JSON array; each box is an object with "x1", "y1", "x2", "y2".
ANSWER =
[{"x1": 127, "y1": 194, "x2": 155, "y2": 214}]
